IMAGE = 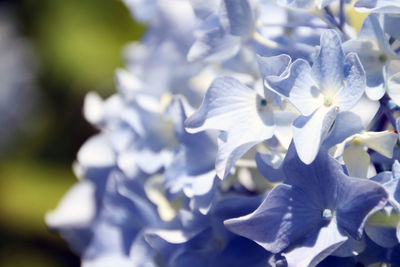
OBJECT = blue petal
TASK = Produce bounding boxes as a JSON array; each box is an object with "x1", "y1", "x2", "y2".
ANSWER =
[
  {"x1": 255, "y1": 152, "x2": 285, "y2": 183},
  {"x1": 336, "y1": 177, "x2": 388, "y2": 240},
  {"x1": 331, "y1": 236, "x2": 366, "y2": 257},
  {"x1": 219, "y1": 0, "x2": 255, "y2": 37},
  {"x1": 282, "y1": 143, "x2": 340, "y2": 206},
  {"x1": 224, "y1": 184, "x2": 322, "y2": 253},
  {"x1": 384, "y1": 14, "x2": 400, "y2": 40},
  {"x1": 323, "y1": 111, "x2": 364, "y2": 149},
  {"x1": 365, "y1": 220, "x2": 399, "y2": 248}
]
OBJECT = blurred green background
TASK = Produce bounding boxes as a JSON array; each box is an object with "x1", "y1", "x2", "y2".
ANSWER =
[{"x1": 0, "y1": 0, "x2": 144, "y2": 266}]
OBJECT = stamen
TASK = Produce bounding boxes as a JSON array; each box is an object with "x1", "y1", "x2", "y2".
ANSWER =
[{"x1": 322, "y1": 209, "x2": 333, "y2": 220}]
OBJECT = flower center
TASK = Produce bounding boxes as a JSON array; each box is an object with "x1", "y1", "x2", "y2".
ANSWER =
[
  {"x1": 322, "y1": 209, "x2": 333, "y2": 220},
  {"x1": 259, "y1": 98, "x2": 267, "y2": 107},
  {"x1": 323, "y1": 96, "x2": 333, "y2": 107},
  {"x1": 378, "y1": 54, "x2": 387, "y2": 63}
]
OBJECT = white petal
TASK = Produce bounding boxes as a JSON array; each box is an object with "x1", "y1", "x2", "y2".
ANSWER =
[
  {"x1": 83, "y1": 92, "x2": 104, "y2": 125},
  {"x1": 293, "y1": 106, "x2": 338, "y2": 164},
  {"x1": 45, "y1": 181, "x2": 96, "y2": 228},
  {"x1": 359, "y1": 131, "x2": 398, "y2": 158},
  {"x1": 77, "y1": 134, "x2": 116, "y2": 168},
  {"x1": 342, "y1": 143, "x2": 370, "y2": 178}
]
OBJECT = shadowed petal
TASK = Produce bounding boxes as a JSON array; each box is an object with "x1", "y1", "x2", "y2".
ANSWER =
[
  {"x1": 336, "y1": 176, "x2": 388, "y2": 240},
  {"x1": 224, "y1": 184, "x2": 322, "y2": 253}
]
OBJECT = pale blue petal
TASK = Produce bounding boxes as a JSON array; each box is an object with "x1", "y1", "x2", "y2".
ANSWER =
[
  {"x1": 343, "y1": 14, "x2": 393, "y2": 92},
  {"x1": 187, "y1": 27, "x2": 241, "y2": 62},
  {"x1": 334, "y1": 52, "x2": 366, "y2": 111},
  {"x1": 257, "y1": 54, "x2": 291, "y2": 108},
  {"x1": 257, "y1": 54, "x2": 292, "y2": 79},
  {"x1": 343, "y1": 38, "x2": 386, "y2": 91},
  {"x1": 215, "y1": 107, "x2": 275, "y2": 178},
  {"x1": 185, "y1": 76, "x2": 275, "y2": 178},
  {"x1": 189, "y1": 0, "x2": 220, "y2": 19},
  {"x1": 185, "y1": 76, "x2": 258, "y2": 133},
  {"x1": 187, "y1": 172, "x2": 219, "y2": 214},
  {"x1": 266, "y1": 59, "x2": 321, "y2": 116},
  {"x1": 219, "y1": 0, "x2": 255, "y2": 37},
  {"x1": 312, "y1": 30, "x2": 345, "y2": 97}
]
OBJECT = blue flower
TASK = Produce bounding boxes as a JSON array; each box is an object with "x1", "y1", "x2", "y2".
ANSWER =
[
  {"x1": 225, "y1": 144, "x2": 388, "y2": 266},
  {"x1": 266, "y1": 30, "x2": 366, "y2": 164},
  {"x1": 185, "y1": 55, "x2": 292, "y2": 179}
]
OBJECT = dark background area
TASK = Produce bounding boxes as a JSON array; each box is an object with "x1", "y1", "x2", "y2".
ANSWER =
[{"x1": 0, "y1": 0, "x2": 144, "y2": 266}]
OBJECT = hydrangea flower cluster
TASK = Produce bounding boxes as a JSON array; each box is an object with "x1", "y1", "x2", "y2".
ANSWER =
[{"x1": 47, "y1": 0, "x2": 400, "y2": 266}]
